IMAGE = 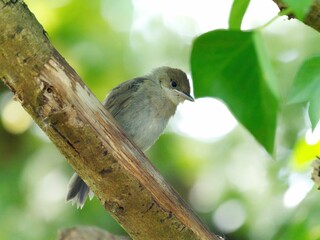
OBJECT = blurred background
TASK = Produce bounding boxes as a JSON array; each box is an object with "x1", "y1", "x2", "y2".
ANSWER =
[{"x1": 1, "y1": 0, "x2": 320, "y2": 239}]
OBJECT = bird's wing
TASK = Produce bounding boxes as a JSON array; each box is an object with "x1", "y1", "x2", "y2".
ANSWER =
[{"x1": 103, "y1": 77, "x2": 147, "y2": 117}]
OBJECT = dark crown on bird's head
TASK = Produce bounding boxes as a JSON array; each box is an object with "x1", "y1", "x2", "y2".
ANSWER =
[{"x1": 150, "y1": 66, "x2": 193, "y2": 103}]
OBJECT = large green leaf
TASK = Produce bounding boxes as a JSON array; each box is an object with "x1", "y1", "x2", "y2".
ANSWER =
[
  {"x1": 229, "y1": 0, "x2": 251, "y2": 30},
  {"x1": 288, "y1": 56, "x2": 320, "y2": 129},
  {"x1": 282, "y1": 0, "x2": 313, "y2": 20},
  {"x1": 191, "y1": 30, "x2": 278, "y2": 154}
]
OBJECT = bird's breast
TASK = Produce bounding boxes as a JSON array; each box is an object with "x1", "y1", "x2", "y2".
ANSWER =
[{"x1": 117, "y1": 100, "x2": 175, "y2": 151}]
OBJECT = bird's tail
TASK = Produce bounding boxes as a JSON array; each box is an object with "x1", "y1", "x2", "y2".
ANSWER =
[{"x1": 66, "y1": 173, "x2": 93, "y2": 209}]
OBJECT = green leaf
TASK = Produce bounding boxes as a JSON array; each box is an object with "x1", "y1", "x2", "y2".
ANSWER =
[
  {"x1": 229, "y1": 0, "x2": 251, "y2": 30},
  {"x1": 288, "y1": 56, "x2": 320, "y2": 129},
  {"x1": 282, "y1": 0, "x2": 313, "y2": 20},
  {"x1": 308, "y1": 98, "x2": 320, "y2": 129},
  {"x1": 190, "y1": 30, "x2": 278, "y2": 154}
]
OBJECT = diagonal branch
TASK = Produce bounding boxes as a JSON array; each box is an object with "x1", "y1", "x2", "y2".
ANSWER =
[
  {"x1": 272, "y1": 0, "x2": 320, "y2": 32},
  {"x1": 0, "y1": 1, "x2": 219, "y2": 239},
  {"x1": 58, "y1": 226, "x2": 130, "y2": 240}
]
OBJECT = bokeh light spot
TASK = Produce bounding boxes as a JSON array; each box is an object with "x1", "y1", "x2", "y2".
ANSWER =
[
  {"x1": 1, "y1": 100, "x2": 32, "y2": 134},
  {"x1": 171, "y1": 97, "x2": 237, "y2": 141},
  {"x1": 283, "y1": 173, "x2": 313, "y2": 208},
  {"x1": 212, "y1": 199, "x2": 246, "y2": 233}
]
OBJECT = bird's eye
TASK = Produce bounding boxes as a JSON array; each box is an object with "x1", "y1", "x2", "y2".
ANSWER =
[{"x1": 171, "y1": 80, "x2": 177, "y2": 88}]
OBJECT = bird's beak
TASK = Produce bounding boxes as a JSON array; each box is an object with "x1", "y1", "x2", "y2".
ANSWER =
[{"x1": 177, "y1": 90, "x2": 194, "y2": 102}]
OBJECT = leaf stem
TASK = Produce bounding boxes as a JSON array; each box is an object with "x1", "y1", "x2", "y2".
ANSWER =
[{"x1": 256, "y1": 8, "x2": 293, "y2": 31}]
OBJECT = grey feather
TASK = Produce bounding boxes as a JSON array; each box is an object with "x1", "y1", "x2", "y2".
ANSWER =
[{"x1": 66, "y1": 67, "x2": 193, "y2": 208}]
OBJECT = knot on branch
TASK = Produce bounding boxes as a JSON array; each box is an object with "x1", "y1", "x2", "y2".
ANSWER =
[{"x1": 105, "y1": 200, "x2": 126, "y2": 217}]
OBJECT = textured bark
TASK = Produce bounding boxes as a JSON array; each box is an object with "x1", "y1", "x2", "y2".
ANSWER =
[
  {"x1": 272, "y1": 0, "x2": 320, "y2": 32},
  {"x1": 58, "y1": 226, "x2": 129, "y2": 240},
  {"x1": 0, "y1": 1, "x2": 219, "y2": 240}
]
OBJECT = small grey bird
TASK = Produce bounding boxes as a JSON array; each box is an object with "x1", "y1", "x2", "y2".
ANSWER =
[{"x1": 66, "y1": 66, "x2": 194, "y2": 208}]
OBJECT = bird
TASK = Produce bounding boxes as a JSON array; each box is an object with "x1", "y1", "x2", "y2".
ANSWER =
[{"x1": 66, "y1": 66, "x2": 194, "y2": 208}]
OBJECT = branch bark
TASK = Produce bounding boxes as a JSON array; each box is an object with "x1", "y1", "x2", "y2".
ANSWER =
[
  {"x1": 0, "y1": 1, "x2": 219, "y2": 239},
  {"x1": 58, "y1": 226, "x2": 129, "y2": 240},
  {"x1": 272, "y1": 0, "x2": 320, "y2": 32}
]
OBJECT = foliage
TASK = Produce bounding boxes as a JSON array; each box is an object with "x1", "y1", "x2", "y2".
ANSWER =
[
  {"x1": 288, "y1": 56, "x2": 320, "y2": 130},
  {"x1": 191, "y1": 30, "x2": 278, "y2": 154},
  {"x1": 190, "y1": 0, "x2": 319, "y2": 155},
  {"x1": 1, "y1": 0, "x2": 320, "y2": 240},
  {"x1": 229, "y1": 0, "x2": 250, "y2": 29},
  {"x1": 282, "y1": 0, "x2": 314, "y2": 20}
]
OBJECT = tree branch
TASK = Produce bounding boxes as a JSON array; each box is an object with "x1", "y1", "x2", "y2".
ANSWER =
[
  {"x1": 58, "y1": 226, "x2": 130, "y2": 240},
  {"x1": 0, "y1": 1, "x2": 219, "y2": 239},
  {"x1": 272, "y1": 0, "x2": 320, "y2": 32}
]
